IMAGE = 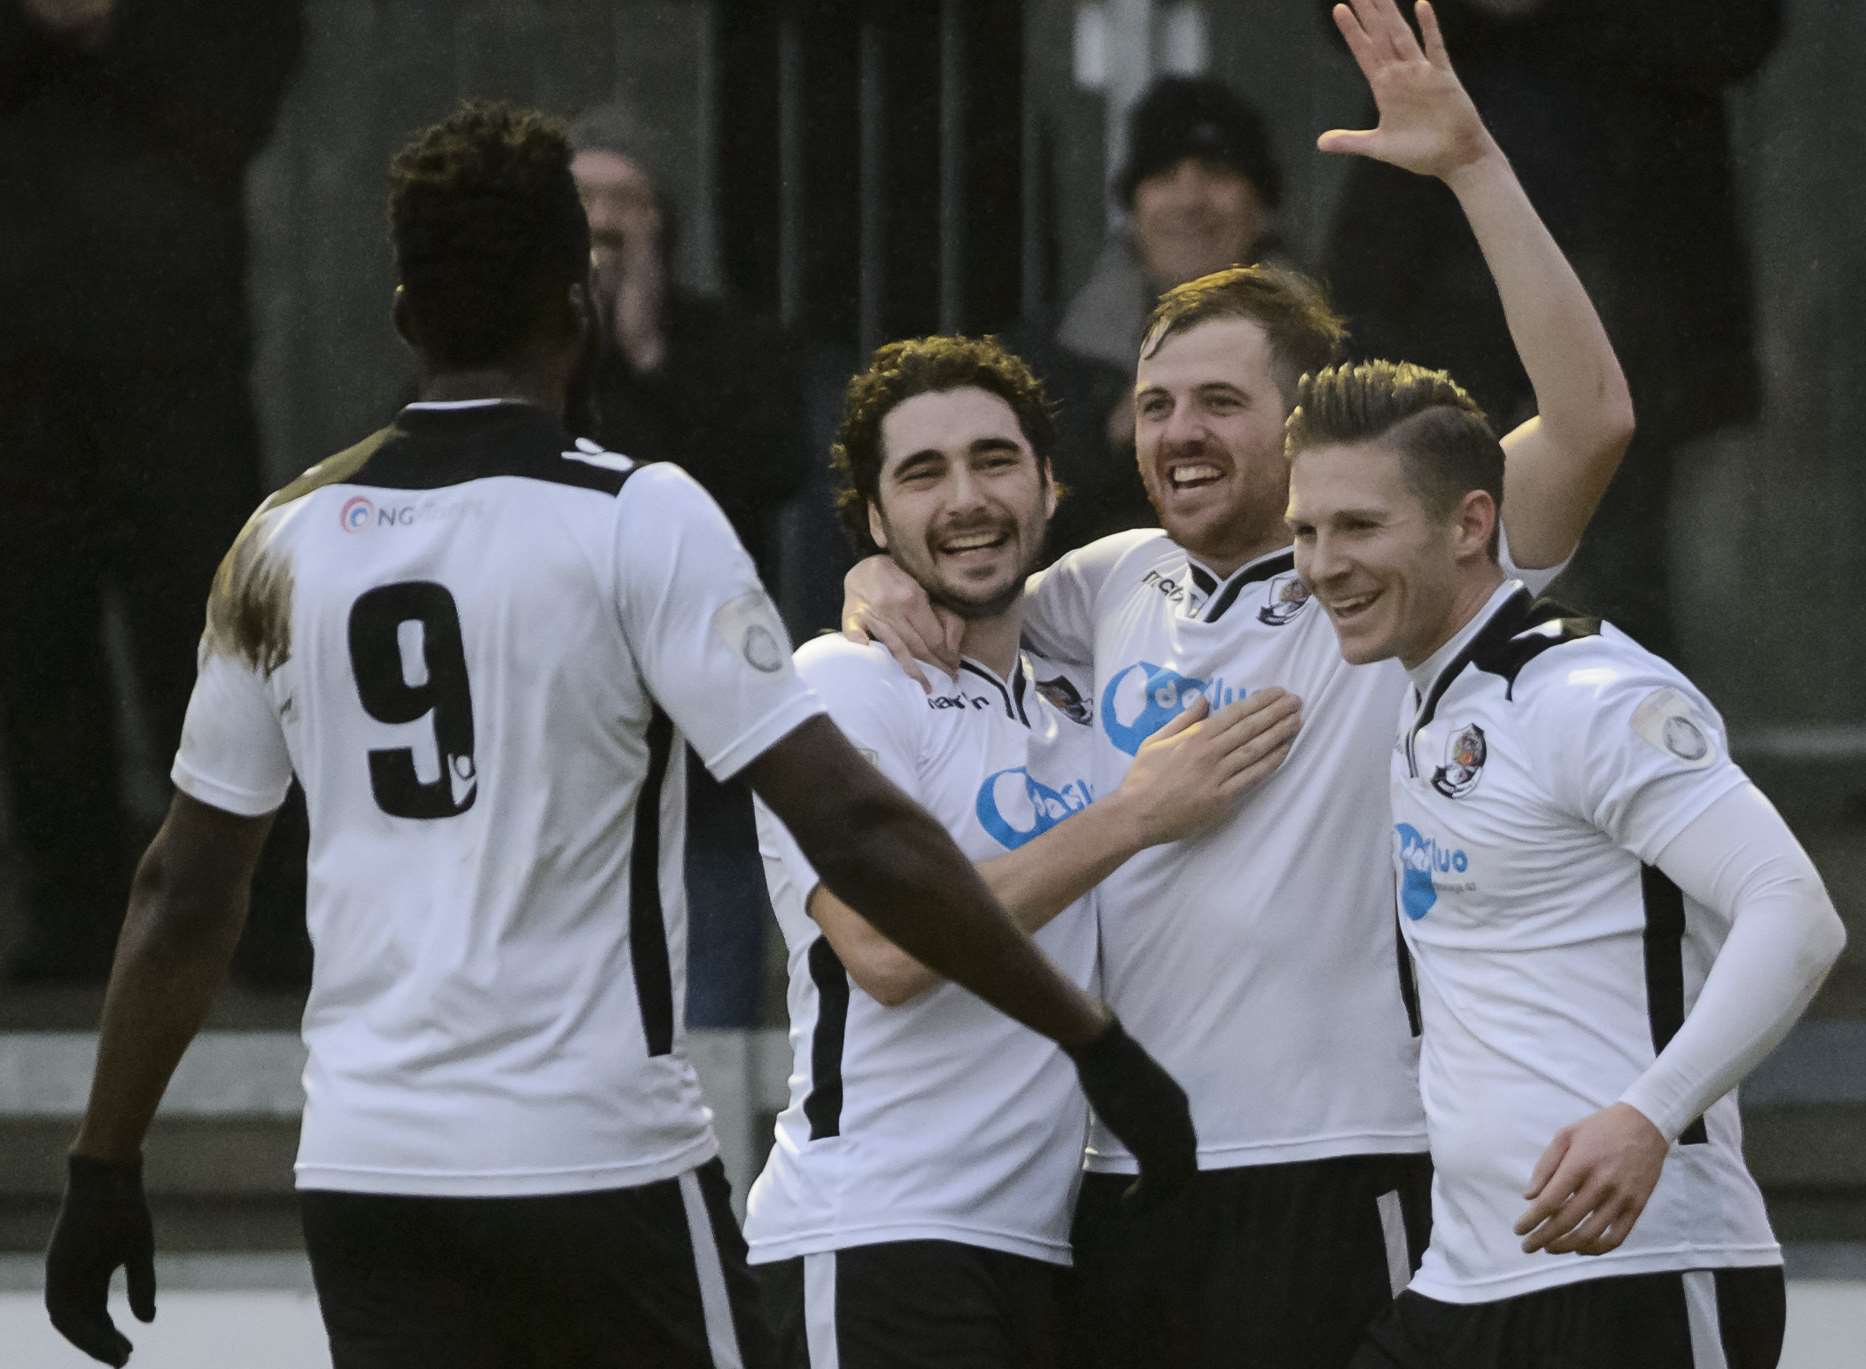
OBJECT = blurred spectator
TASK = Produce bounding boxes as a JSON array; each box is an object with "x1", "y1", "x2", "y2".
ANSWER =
[
  {"x1": 1031, "y1": 75, "x2": 1293, "y2": 556},
  {"x1": 0, "y1": 0, "x2": 304, "y2": 982},
  {"x1": 1321, "y1": 0, "x2": 1781, "y2": 661},
  {"x1": 569, "y1": 103, "x2": 809, "y2": 1029}
]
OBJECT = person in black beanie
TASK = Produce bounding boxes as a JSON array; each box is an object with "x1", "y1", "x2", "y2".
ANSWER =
[{"x1": 1032, "y1": 75, "x2": 1294, "y2": 558}]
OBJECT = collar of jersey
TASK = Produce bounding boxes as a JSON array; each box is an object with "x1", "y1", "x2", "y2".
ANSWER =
[
  {"x1": 404, "y1": 397, "x2": 532, "y2": 410},
  {"x1": 1407, "y1": 580, "x2": 1530, "y2": 698},
  {"x1": 1181, "y1": 543, "x2": 1297, "y2": 622},
  {"x1": 955, "y1": 654, "x2": 1032, "y2": 726},
  {"x1": 398, "y1": 398, "x2": 553, "y2": 426}
]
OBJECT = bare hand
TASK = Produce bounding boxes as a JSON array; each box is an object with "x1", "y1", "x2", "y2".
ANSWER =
[
  {"x1": 842, "y1": 555, "x2": 965, "y2": 691},
  {"x1": 1514, "y1": 1103, "x2": 1669, "y2": 1256},
  {"x1": 1117, "y1": 689, "x2": 1302, "y2": 847},
  {"x1": 591, "y1": 221, "x2": 667, "y2": 374},
  {"x1": 1318, "y1": 1, "x2": 1496, "y2": 184}
]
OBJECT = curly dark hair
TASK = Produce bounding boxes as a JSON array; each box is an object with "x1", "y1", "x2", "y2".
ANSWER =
[
  {"x1": 1142, "y1": 264, "x2": 1348, "y2": 408},
  {"x1": 1286, "y1": 360, "x2": 1503, "y2": 559},
  {"x1": 387, "y1": 101, "x2": 591, "y2": 367},
  {"x1": 831, "y1": 335, "x2": 1057, "y2": 554}
]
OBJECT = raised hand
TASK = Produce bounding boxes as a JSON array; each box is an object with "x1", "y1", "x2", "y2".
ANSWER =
[
  {"x1": 1514, "y1": 1103, "x2": 1671, "y2": 1257},
  {"x1": 1318, "y1": 0, "x2": 1497, "y2": 183}
]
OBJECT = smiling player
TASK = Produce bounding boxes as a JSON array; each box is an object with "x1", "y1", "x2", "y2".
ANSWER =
[
  {"x1": 750, "y1": 336, "x2": 1300, "y2": 1369},
  {"x1": 842, "y1": 4, "x2": 1637, "y2": 1363},
  {"x1": 1285, "y1": 357, "x2": 1844, "y2": 1369}
]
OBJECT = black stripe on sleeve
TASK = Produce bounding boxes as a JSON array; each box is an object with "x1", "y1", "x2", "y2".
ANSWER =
[
  {"x1": 1641, "y1": 863, "x2": 1708, "y2": 1145},
  {"x1": 803, "y1": 936, "x2": 850, "y2": 1140},
  {"x1": 630, "y1": 706, "x2": 678, "y2": 1057}
]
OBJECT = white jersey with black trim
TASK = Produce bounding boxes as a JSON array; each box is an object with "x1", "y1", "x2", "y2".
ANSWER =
[
  {"x1": 170, "y1": 400, "x2": 823, "y2": 1197},
  {"x1": 1020, "y1": 529, "x2": 1564, "y2": 1174},
  {"x1": 745, "y1": 636, "x2": 1098, "y2": 1267},
  {"x1": 1391, "y1": 581, "x2": 1779, "y2": 1303}
]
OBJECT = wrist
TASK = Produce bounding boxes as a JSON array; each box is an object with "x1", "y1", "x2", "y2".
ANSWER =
[
  {"x1": 1612, "y1": 1091, "x2": 1678, "y2": 1147},
  {"x1": 1439, "y1": 139, "x2": 1509, "y2": 197},
  {"x1": 67, "y1": 1151, "x2": 144, "y2": 1195},
  {"x1": 1088, "y1": 787, "x2": 1152, "y2": 858},
  {"x1": 1056, "y1": 998, "x2": 1116, "y2": 1053}
]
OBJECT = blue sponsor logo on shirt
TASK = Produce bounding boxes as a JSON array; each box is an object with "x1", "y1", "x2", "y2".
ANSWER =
[
  {"x1": 976, "y1": 767, "x2": 1094, "y2": 850},
  {"x1": 1394, "y1": 823, "x2": 1468, "y2": 920},
  {"x1": 1100, "y1": 661, "x2": 1247, "y2": 756}
]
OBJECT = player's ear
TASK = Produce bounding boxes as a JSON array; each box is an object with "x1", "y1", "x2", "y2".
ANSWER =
[
  {"x1": 866, "y1": 500, "x2": 888, "y2": 551},
  {"x1": 1041, "y1": 459, "x2": 1059, "y2": 521},
  {"x1": 1455, "y1": 489, "x2": 1497, "y2": 563},
  {"x1": 391, "y1": 284, "x2": 417, "y2": 348}
]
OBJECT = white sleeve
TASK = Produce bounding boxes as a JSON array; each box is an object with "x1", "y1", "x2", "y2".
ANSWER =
[
  {"x1": 1020, "y1": 530, "x2": 1152, "y2": 666},
  {"x1": 1498, "y1": 520, "x2": 1572, "y2": 597},
  {"x1": 754, "y1": 641, "x2": 924, "y2": 905},
  {"x1": 170, "y1": 642, "x2": 294, "y2": 816},
  {"x1": 614, "y1": 464, "x2": 825, "y2": 781},
  {"x1": 1617, "y1": 782, "x2": 1846, "y2": 1141},
  {"x1": 1536, "y1": 658, "x2": 1748, "y2": 864}
]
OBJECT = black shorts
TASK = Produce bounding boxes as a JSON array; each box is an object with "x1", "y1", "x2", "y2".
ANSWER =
[
  {"x1": 1350, "y1": 1266, "x2": 1786, "y2": 1369},
  {"x1": 756, "y1": 1239, "x2": 1068, "y2": 1369},
  {"x1": 299, "y1": 1158, "x2": 771, "y2": 1369},
  {"x1": 1069, "y1": 1152, "x2": 1433, "y2": 1369}
]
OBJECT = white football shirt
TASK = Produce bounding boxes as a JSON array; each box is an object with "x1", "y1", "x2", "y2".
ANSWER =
[
  {"x1": 171, "y1": 400, "x2": 823, "y2": 1196},
  {"x1": 1392, "y1": 580, "x2": 1779, "y2": 1302},
  {"x1": 1021, "y1": 530, "x2": 1562, "y2": 1173},
  {"x1": 745, "y1": 637, "x2": 1098, "y2": 1266}
]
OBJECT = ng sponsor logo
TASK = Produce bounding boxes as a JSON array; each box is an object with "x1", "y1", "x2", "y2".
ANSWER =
[{"x1": 339, "y1": 495, "x2": 375, "y2": 533}]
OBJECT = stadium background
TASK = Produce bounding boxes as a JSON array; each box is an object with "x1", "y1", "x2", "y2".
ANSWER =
[{"x1": 1, "y1": 1, "x2": 1861, "y2": 1364}]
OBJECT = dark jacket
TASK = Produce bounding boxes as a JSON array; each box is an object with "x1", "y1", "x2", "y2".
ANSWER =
[{"x1": 0, "y1": 0, "x2": 305, "y2": 365}]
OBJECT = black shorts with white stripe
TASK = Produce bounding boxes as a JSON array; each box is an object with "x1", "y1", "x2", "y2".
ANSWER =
[
  {"x1": 299, "y1": 1157, "x2": 771, "y2": 1369},
  {"x1": 1069, "y1": 1152, "x2": 1434, "y2": 1369},
  {"x1": 756, "y1": 1239, "x2": 1068, "y2": 1369},
  {"x1": 1349, "y1": 1267, "x2": 1786, "y2": 1369}
]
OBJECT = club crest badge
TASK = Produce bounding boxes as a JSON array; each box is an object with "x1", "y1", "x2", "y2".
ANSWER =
[
  {"x1": 1258, "y1": 572, "x2": 1312, "y2": 626},
  {"x1": 1035, "y1": 673, "x2": 1093, "y2": 726},
  {"x1": 1432, "y1": 723, "x2": 1487, "y2": 798}
]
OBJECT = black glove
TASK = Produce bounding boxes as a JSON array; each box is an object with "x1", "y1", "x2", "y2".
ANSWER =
[
  {"x1": 45, "y1": 1154, "x2": 156, "y2": 1367},
  {"x1": 1065, "y1": 1014, "x2": 1197, "y2": 1209}
]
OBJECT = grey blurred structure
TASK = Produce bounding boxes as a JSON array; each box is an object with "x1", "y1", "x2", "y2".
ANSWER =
[{"x1": 1, "y1": 0, "x2": 1860, "y2": 1273}]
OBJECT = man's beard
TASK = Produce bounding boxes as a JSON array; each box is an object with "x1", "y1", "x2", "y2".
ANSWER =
[
  {"x1": 921, "y1": 524, "x2": 1046, "y2": 621},
  {"x1": 928, "y1": 577, "x2": 1025, "y2": 621}
]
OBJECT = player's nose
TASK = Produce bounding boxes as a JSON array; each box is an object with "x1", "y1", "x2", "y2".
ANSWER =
[{"x1": 1160, "y1": 399, "x2": 1208, "y2": 452}]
